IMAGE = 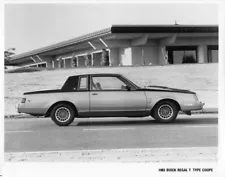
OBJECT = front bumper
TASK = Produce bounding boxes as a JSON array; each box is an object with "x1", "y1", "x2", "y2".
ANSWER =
[
  {"x1": 200, "y1": 102, "x2": 205, "y2": 109},
  {"x1": 182, "y1": 101, "x2": 205, "y2": 111}
]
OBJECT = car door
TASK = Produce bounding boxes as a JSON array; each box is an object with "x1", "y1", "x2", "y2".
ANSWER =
[
  {"x1": 67, "y1": 75, "x2": 90, "y2": 117},
  {"x1": 89, "y1": 76, "x2": 147, "y2": 117}
]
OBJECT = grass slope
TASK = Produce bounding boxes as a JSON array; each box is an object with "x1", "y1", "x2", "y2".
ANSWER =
[{"x1": 4, "y1": 63, "x2": 218, "y2": 115}]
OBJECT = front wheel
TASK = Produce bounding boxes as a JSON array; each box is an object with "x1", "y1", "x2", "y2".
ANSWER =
[
  {"x1": 152, "y1": 101, "x2": 179, "y2": 123},
  {"x1": 50, "y1": 103, "x2": 75, "y2": 126}
]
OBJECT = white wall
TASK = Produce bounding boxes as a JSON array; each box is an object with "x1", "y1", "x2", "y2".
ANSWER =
[
  {"x1": 118, "y1": 46, "x2": 165, "y2": 66},
  {"x1": 131, "y1": 46, "x2": 159, "y2": 65},
  {"x1": 131, "y1": 47, "x2": 143, "y2": 65},
  {"x1": 109, "y1": 48, "x2": 119, "y2": 66},
  {"x1": 119, "y1": 47, "x2": 132, "y2": 66},
  {"x1": 142, "y1": 46, "x2": 158, "y2": 65}
]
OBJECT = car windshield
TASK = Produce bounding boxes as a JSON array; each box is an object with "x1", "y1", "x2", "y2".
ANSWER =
[{"x1": 123, "y1": 75, "x2": 145, "y2": 88}]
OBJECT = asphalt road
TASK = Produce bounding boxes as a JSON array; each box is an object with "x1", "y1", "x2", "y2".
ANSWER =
[{"x1": 5, "y1": 114, "x2": 218, "y2": 153}]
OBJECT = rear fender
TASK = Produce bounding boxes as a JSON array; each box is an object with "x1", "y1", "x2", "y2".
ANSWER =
[{"x1": 45, "y1": 100, "x2": 78, "y2": 117}]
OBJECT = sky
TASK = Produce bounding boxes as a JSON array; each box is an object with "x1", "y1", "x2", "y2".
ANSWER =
[{"x1": 5, "y1": 3, "x2": 218, "y2": 55}]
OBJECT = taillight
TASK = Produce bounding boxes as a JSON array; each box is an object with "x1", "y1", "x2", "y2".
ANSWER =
[{"x1": 21, "y1": 98, "x2": 26, "y2": 103}]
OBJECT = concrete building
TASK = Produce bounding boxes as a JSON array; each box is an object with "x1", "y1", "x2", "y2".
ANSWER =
[{"x1": 10, "y1": 25, "x2": 218, "y2": 69}]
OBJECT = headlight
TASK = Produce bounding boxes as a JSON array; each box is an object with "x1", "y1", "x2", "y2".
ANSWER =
[
  {"x1": 21, "y1": 98, "x2": 26, "y2": 103},
  {"x1": 193, "y1": 94, "x2": 198, "y2": 101}
]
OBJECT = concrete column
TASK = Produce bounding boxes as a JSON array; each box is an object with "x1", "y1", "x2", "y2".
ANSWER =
[
  {"x1": 106, "y1": 50, "x2": 110, "y2": 66},
  {"x1": 52, "y1": 61, "x2": 54, "y2": 68},
  {"x1": 197, "y1": 45, "x2": 207, "y2": 63},
  {"x1": 58, "y1": 57, "x2": 62, "y2": 68},
  {"x1": 141, "y1": 48, "x2": 145, "y2": 65},
  {"x1": 71, "y1": 55, "x2": 77, "y2": 68},
  {"x1": 77, "y1": 56, "x2": 79, "y2": 67},
  {"x1": 158, "y1": 46, "x2": 168, "y2": 65},
  {"x1": 70, "y1": 58, "x2": 74, "y2": 68},
  {"x1": 91, "y1": 53, "x2": 94, "y2": 66}
]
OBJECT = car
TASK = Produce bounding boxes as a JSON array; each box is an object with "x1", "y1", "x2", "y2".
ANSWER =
[{"x1": 17, "y1": 73, "x2": 204, "y2": 126}]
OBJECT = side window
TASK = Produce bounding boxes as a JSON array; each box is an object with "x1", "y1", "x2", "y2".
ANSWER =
[
  {"x1": 91, "y1": 76, "x2": 128, "y2": 90},
  {"x1": 78, "y1": 76, "x2": 88, "y2": 90}
]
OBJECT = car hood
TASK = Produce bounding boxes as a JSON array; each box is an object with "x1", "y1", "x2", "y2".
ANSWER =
[
  {"x1": 139, "y1": 85, "x2": 196, "y2": 94},
  {"x1": 24, "y1": 89, "x2": 62, "y2": 95}
]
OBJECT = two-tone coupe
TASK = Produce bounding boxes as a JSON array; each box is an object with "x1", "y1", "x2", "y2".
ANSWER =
[{"x1": 17, "y1": 73, "x2": 204, "y2": 126}]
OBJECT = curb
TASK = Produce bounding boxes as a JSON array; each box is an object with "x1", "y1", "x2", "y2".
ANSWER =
[
  {"x1": 5, "y1": 147, "x2": 217, "y2": 162},
  {"x1": 4, "y1": 108, "x2": 218, "y2": 119},
  {"x1": 179, "y1": 108, "x2": 218, "y2": 115},
  {"x1": 4, "y1": 114, "x2": 40, "y2": 119}
]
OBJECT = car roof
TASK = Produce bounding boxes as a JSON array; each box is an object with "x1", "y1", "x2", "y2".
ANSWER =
[{"x1": 69, "y1": 73, "x2": 123, "y2": 78}]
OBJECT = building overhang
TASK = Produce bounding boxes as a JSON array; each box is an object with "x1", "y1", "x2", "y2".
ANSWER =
[
  {"x1": 110, "y1": 25, "x2": 218, "y2": 33},
  {"x1": 10, "y1": 24, "x2": 218, "y2": 64},
  {"x1": 10, "y1": 27, "x2": 112, "y2": 61}
]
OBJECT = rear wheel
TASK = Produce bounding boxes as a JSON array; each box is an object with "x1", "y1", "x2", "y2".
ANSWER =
[
  {"x1": 50, "y1": 103, "x2": 75, "y2": 126},
  {"x1": 153, "y1": 100, "x2": 179, "y2": 123}
]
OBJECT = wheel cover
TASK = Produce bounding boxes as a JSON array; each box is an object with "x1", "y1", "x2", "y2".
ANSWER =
[
  {"x1": 55, "y1": 107, "x2": 71, "y2": 123},
  {"x1": 158, "y1": 104, "x2": 173, "y2": 120}
]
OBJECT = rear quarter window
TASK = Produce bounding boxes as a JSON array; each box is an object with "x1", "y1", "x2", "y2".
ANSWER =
[
  {"x1": 78, "y1": 76, "x2": 88, "y2": 90},
  {"x1": 61, "y1": 76, "x2": 79, "y2": 91}
]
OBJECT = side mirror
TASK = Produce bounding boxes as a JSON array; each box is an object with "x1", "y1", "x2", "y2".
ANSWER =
[{"x1": 125, "y1": 85, "x2": 131, "y2": 91}]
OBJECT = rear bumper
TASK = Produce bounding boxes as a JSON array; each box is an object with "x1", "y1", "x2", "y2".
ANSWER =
[
  {"x1": 16, "y1": 103, "x2": 46, "y2": 115},
  {"x1": 16, "y1": 103, "x2": 26, "y2": 113},
  {"x1": 16, "y1": 103, "x2": 22, "y2": 113}
]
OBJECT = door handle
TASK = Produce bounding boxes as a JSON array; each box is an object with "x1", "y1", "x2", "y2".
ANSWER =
[{"x1": 92, "y1": 93, "x2": 98, "y2": 95}]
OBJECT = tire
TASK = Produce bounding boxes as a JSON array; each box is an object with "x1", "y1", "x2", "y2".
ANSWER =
[
  {"x1": 153, "y1": 100, "x2": 179, "y2": 123},
  {"x1": 50, "y1": 103, "x2": 75, "y2": 126}
]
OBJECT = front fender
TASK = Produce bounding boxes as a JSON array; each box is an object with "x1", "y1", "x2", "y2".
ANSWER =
[
  {"x1": 145, "y1": 92, "x2": 181, "y2": 111},
  {"x1": 152, "y1": 97, "x2": 180, "y2": 110}
]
